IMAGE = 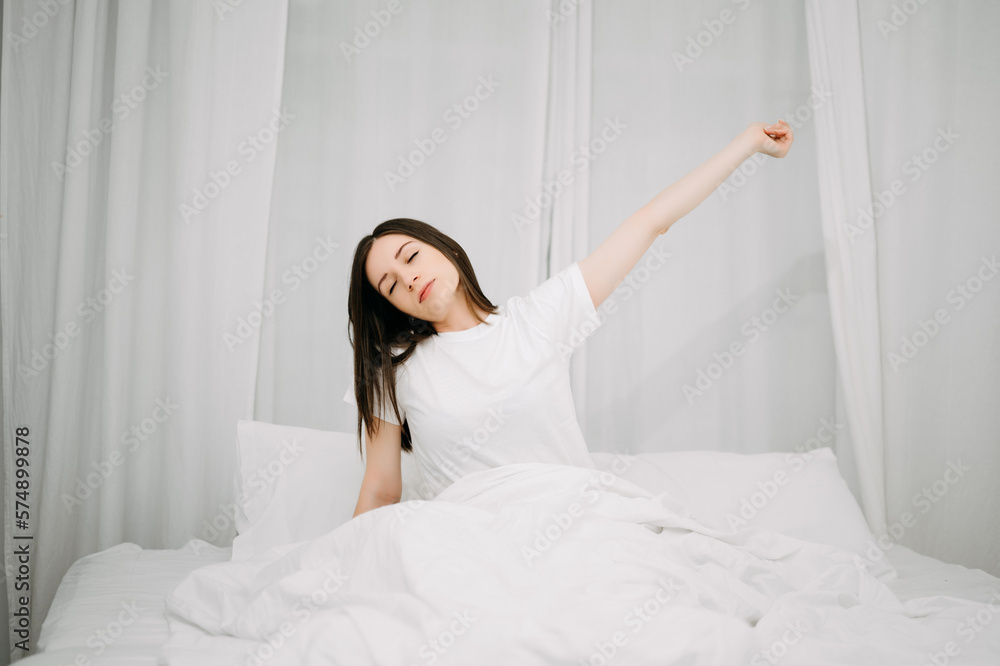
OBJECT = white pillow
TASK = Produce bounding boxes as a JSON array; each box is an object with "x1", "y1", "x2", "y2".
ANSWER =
[
  {"x1": 590, "y1": 447, "x2": 896, "y2": 580},
  {"x1": 231, "y1": 420, "x2": 423, "y2": 560},
  {"x1": 232, "y1": 421, "x2": 367, "y2": 560}
]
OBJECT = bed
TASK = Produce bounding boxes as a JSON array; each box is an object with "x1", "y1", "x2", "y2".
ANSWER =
[{"x1": 16, "y1": 421, "x2": 1000, "y2": 665}]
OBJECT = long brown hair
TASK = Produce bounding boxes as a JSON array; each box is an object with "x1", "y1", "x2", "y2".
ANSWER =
[{"x1": 347, "y1": 218, "x2": 498, "y2": 456}]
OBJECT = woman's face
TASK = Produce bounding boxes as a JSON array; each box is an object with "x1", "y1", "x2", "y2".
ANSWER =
[{"x1": 365, "y1": 234, "x2": 459, "y2": 322}]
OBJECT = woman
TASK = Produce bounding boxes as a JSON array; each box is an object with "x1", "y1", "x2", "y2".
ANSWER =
[{"x1": 345, "y1": 119, "x2": 794, "y2": 517}]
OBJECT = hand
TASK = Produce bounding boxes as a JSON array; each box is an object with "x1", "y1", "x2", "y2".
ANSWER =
[{"x1": 743, "y1": 119, "x2": 794, "y2": 158}]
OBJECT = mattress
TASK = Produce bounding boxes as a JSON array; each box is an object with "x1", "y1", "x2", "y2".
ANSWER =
[
  {"x1": 15, "y1": 453, "x2": 1000, "y2": 665},
  {"x1": 17, "y1": 540, "x2": 230, "y2": 665}
]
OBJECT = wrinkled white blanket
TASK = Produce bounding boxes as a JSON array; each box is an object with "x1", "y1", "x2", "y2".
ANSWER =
[{"x1": 162, "y1": 463, "x2": 990, "y2": 665}]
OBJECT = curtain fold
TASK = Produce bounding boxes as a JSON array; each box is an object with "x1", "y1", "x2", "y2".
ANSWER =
[
  {"x1": 543, "y1": 0, "x2": 595, "y2": 440},
  {"x1": 804, "y1": 0, "x2": 888, "y2": 534},
  {"x1": 1, "y1": 0, "x2": 288, "y2": 658}
]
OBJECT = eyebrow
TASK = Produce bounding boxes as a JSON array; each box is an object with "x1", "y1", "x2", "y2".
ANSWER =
[{"x1": 376, "y1": 240, "x2": 413, "y2": 294}]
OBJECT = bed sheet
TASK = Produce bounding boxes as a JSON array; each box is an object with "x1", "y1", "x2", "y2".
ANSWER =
[{"x1": 16, "y1": 540, "x2": 230, "y2": 665}]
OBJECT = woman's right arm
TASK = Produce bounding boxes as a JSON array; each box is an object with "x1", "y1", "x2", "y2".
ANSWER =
[{"x1": 353, "y1": 416, "x2": 404, "y2": 518}]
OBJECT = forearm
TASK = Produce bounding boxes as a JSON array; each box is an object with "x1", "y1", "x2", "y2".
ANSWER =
[
  {"x1": 633, "y1": 133, "x2": 758, "y2": 236},
  {"x1": 353, "y1": 487, "x2": 399, "y2": 518}
]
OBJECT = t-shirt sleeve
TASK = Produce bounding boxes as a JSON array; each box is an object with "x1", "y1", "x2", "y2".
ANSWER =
[
  {"x1": 343, "y1": 375, "x2": 403, "y2": 426},
  {"x1": 510, "y1": 261, "x2": 602, "y2": 355}
]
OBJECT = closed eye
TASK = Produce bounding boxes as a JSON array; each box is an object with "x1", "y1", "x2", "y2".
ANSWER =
[{"x1": 388, "y1": 251, "x2": 418, "y2": 295}]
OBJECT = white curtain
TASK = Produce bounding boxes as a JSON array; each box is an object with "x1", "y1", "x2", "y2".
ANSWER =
[
  {"x1": 855, "y1": 0, "x2": 1000, "y2": 574},
  {"x1": 804, "y1": 0, "x2": 888, "y2": 535},
  {"x1": 0, "y1": 0, "x2": 288, "y2": 659},
  {"x1": 253, "y1": 0, "x2": 556, "y2": 428},
  {"x1": 3, "y1": 0, "x2": 999, "y2": 659}
]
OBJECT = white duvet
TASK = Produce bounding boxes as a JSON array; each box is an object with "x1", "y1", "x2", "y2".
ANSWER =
[{"x1": 163, "y1": 462, "x2": 1000, "y2": 665}]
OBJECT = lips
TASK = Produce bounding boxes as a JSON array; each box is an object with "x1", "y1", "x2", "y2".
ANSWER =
[{"x1": 419, "y1": 279, "x2": 434, "y2": 303}]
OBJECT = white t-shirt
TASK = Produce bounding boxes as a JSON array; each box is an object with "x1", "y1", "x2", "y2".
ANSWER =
[{"x1": 343, "y1": 261, "x2": 603, "y2": 499}]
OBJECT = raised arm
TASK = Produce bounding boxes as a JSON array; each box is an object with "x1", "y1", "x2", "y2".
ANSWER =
[{"x1": 578, "y1": 119, "x2": 794, "y2": 310}]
